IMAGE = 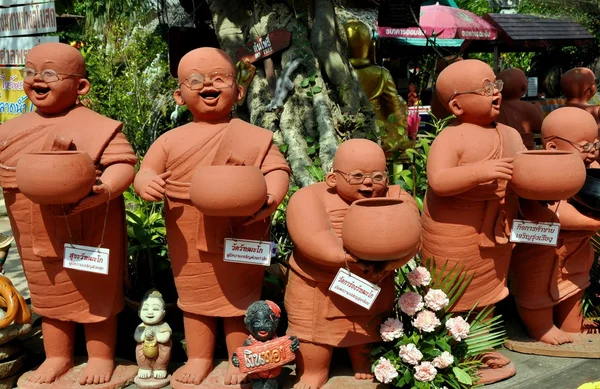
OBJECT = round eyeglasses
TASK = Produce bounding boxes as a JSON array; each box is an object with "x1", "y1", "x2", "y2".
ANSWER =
[
  {"x1": 543, "y1": 135, "x2": 600, "y2": 153},
  {"x1": 448, "y1": 80, "x2": 504, "y2": 103},
  {"x1": 334, "y1": 170, "x2": 388, "y2": 184},
  {"x1": 20, "y1": 68, "x2": 84, "y2": 84},
  {"x1": 179, "y1": 71, "x2": 234, "y2": 90}
]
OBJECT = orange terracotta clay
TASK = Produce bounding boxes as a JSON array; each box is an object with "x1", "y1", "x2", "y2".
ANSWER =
[
  {"x1": 16, "y1": 151, "x2": 96, "y2": 204},
  {"x1": 133, "y1": 47, "x2": 290, "y2": 388},
  {"x1": 510, "y1": 150, "x2": 586, "y2": 200},
  {"x1": 342, "y1": 197, "x2": 421, "y2": 261},
  {"x1": 189, "y1": 166, "x2": 267, "y2": 217},
  {"x1": 422, "y1": 59, "x2": 525, "y2": 384},
  {"x1": 510, "y1": 106, "x2": 600, "y2": 345},
  {"x1": 561, "y1": 67, "x2": 600, "y2": 132},
  {"x1": 430, "y1": 56, "x2": 463, "y2": 120},
  {"x1": 285, "y1": 139, "x2": 420, "y2": 389},
  {"x1": 496, "y1": 68, "x2": 544, "y2": 149},
  {"x1": 0, "y1": 42, "x2": 137, "y2": 386}
]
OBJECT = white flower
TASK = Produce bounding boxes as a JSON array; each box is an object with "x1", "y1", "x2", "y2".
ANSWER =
[
  {"x1": 432, "y1": 351, "x2": 454, "y2": 369},
  {"x1": 398, "y1": 291, "x2": 424, "y2": 316},
  {"x1": 414, "y1": 361, "x2": 437, "y2": 382},
  {"x1": 399, "y1": 343, "x2": 423, "y2": 365},
  {"x1": 446, "y1": 316, "x2": 470, "y2": 341},
  {"x1": 424, "y1": 289, "x2": 449, "y2": 311},
  {"x1": 380, "y1": 318, "x2": 404, "y2": 342},
  {"x1": 407, "y1": 266, "x2": 431, "y2": 286},
  {"x1": 412, "y1": 310, "x2": 441, "y2": 333},
  {"x1": 374, "y1": 357, "x2": 398, "y2": 384}
]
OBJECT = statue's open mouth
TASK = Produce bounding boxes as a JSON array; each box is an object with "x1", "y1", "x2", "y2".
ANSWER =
[
  {"x1": 200, "y1": 90, "x2": 221, "y2": 100},
  {"x1": 33, "y1": 86, "x2": 50, "y2": 96},
  {"x1": 258, "y1": 331, "x2": 269, "y2": 337},
  {"x1": 358, "y1": 189, "x2": 373, "y2": 198}
]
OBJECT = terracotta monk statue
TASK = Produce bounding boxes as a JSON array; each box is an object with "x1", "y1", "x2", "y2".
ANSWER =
[
  {"x1": 343, "y1": 20, "x2": 412, "y2": 143},
  {"x1": 561, "y1": 67, "x2": 600, "y2": 131},
  {"x1": 0, "y1": 42, "x2": 137, "y2": 385},
  {"x1": 496, "y1": 68, "x2": 544, "y2": 150},
  {"x1": 510, "y1": 107, "x2": 600, "y2": 345},
  {"x1": 421, "y1": 59, "x2": 526, "y2": 384},
  {"x1": 134, "y1": 290, "x2": 172, "y2": 388},
  {"x1": 133, "y1": 47, "x2": 291, "y2": 388},
  {"x1": 430, "y1": 55, "x2": 463, "y2": 121},
  {"x1": 285, "y1": 139, "x2": 420, "y2": 389}
]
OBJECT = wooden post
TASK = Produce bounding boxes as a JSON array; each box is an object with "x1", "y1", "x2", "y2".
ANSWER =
[{"x1": 493, "y1": 44, "x2": 500, "y2": 74}]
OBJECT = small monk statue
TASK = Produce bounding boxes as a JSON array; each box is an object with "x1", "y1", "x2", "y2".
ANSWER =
[
  {"x1": 343, "y1": 20, "x2": 412, "y2": 144},
  {"x1": 133, "y1": 47, "x2": 291, "y2": 388},
  {"x1": 421, "y1": 59, "x2": 526, "y2": 384},
  {"x1": 510, "y1": 107, "x2": 600, "y2": 345},
  {"x1": 496, "y1": 68, "x2": 544, "y2": 150},
  {"x1": 134, "y1": 290, "x2": 172, "y2": 388},
  {"x1": 561, "y1": 67, "x2": 600, "y2": 132},
  {"x1": 0, "y1": 42, "x2": 137, "y2": 385},
  {"x1": 231, "y1": 300, "x2": 300, "y2": 389},
  {"x1": 284, "y1": 139, "x2": 420, "y2": 389}
]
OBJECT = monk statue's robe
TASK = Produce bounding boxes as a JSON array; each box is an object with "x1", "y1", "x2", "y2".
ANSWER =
[
  {"x1": 155, "y1": 119, "x2": 290, "y2": 316},
  {"x1": 421, "y1": 124, "x2": 525, "y2": 312},
  {"x1": 510, "y1": 209, "x2": 596, "y2": 311},
  {"x1": 0, "y1": 104, "x2": 137, "y2": 322},
  {"x1": 285, "y1": 184, "x2": 420, "y2": 346},
  {"x1": 497, "y1": 100, "x2": 543, "y2": 150}
]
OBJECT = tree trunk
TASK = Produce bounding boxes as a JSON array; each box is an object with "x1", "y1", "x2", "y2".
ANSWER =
[{"x1": 205, "y1": 0, "x2": 377, "y2": 188}]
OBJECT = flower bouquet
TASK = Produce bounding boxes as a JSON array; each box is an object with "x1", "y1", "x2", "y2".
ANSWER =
[{"x1": 371, "y1": 259, "x2": 506, "y2": 389}]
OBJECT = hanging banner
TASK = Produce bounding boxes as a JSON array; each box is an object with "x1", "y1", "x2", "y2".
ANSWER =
[
  {"x1": 0, "y1": 35, "x2": 58, "y2": 66},
  {"x1": 0, "y1": 1, "x2": 56, "y2": 37},
  {"x1": 0, "y1": 67, "x2": 35, "y2": 123},
  {"x1": 0, "y1": 1, "x2": 51, "y2": 7}
]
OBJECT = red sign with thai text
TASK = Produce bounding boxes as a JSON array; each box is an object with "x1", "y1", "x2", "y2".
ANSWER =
[
  {"x1": 236, "y1": 28, "x2": 292, "y2": 64},
  {"x1": 236, "y1": 336, "x2": 295, "y2": 374}
]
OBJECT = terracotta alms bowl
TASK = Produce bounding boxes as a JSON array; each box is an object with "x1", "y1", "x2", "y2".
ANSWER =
[
  {"x1": 341, "y1": 197, "x2": 421, "y2": 262},
  {"x1": 510, "y1": 150, "x2": 586, "y2": 201},
  {"x1": 190, "y1": 165, "x2": 267, "y2": 217},
  {"x1": 16, "y1": 151, "x2": 96, "y2": 205},
  {"x1": 573, "y1": 168, "x2": 600, "y2": 212}
]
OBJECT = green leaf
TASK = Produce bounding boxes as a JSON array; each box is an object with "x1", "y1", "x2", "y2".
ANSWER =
[
  {"x1": 300, "y1": 78, "x2": 309, "y2": 88},
  {"x1": 312, "y1": 86, "x2": 322, "y2": 94},
  {"x1": 387, "y1": 113, "x2": 398, "y2": 123},
  {"x1": 307, "y1": 91, "x2": 313, "y2": 97},
  {"x1": 280, "y1": 144, "x2": 289, "y2": 153},
  {"x1": 452, "y1": 366, "x2": 472, "y2": 385}
]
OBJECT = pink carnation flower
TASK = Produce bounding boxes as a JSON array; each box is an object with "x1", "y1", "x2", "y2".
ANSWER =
[
  {"x1": 446, "y1": 316, "x2": 470, "y2": 341},
  {"x1": 407, "y1": 266, "x2": 431, "y2": 287},
  {"x1": 374, "y1": 357, "x2": 398, "y2": 384},
  {"x1": 380, "y1": 318, "x2": 404, "y2": 342},
  {"x1": 398, "y1": 291, "x2": 424, "y2": 316},
  {"x1": 414, "y1": 361, "x2": 437, "y2": 382},
  {"x1": 432, "y1": 351, "x2": 454, "y2": 369},
  {"x1": 412, "y1": 310, "x2": 441, "y2": 333},
  {"x1": 424, "y1": 289, "x2": 449, "y2": 311},
  {"x1": 399, "y1": 343, "x2": 423, "y2": 365}
]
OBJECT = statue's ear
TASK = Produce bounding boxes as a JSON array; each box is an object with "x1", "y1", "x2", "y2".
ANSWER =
[
  {"x1": 236, "y1": 84, "x2": 245, "y2": 103},
  {"x1": 325, "y1": 172, "x2": 337, "y2": 188},
  {"x1": 447, "y1": 98, "x2": 463, "y2": 117},
  {"x1": 77, "y1": 78, "x2": 91, "y2": 96},
  {"x1": 545, "y1": 140, "x2": 558, "y2": 150},
  {"x1": 173, "y1": 89, "x2": 185, "y2": 106}
]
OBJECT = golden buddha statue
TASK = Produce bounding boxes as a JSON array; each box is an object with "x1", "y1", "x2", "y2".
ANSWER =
[{"x1": 344, "y1": 20, "x2": 410, "y2": 151}]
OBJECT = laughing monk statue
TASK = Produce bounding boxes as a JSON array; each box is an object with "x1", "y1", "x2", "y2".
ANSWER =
[
  {"x1": 561, "y1": 67, "x2": 600, "y2": 132},
  {"x1": 510, "y1": 107, "x2": 600, "y2": 345},
  {"x1": 133, "y1": 47, "x2": 291, "y2": 388},
  {"x1": 421, "y1": 59, "x2": 526, "y2": 384},
  {"x1": 285, "y1": 139, "x2": 420, "y2": 388},
  {"x1": 0, "y1": 42, "x2": 137, "y2": 385}
]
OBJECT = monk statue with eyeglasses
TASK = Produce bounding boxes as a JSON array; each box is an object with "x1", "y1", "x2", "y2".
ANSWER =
[
  {"x1": 421, "y1": 59, "x2": 525, "y2": 384},
  {"x1": 0, "y1": 42, "x2": 137, "y2": 386},
  {"x1": 510, "y1": 107, "x2": 600, "y2": 346},
  {"x1": 284, "y1": 139, "x2": 420, "y2": 389},
  {"x1": 133, "y1": 47, "x2": 290, "y2": 388},
  {"x1": 561, "y1": 67, "x2": 600, "y2": 133}
]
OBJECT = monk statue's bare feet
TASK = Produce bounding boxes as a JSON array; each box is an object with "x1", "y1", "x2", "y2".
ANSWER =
[
  {"x1": 476, "y1": 352, "x2": 516, "y2": 385},
  {"x1": 348, "y1": 344, "x2": 374, "y2": 381},
  {"x1": 224, "y1": 360, "x2": 247, "y2": 385},
  {"x1": 293, "y1": 371, "x2": 329, "y2": 389},
  {"x1": 536, "y1": 325, "x2": 575, "y2": 345},
  {"x1": 172, "y1": 358, "x2": 212, "y2": 386},
  {"x1": 481, "y1": 351, "x2": 510, "y2": 369},
  {"x1": 79, "y1": 357, "x2": 114, "y2": 385},
  {"x1": 28, "y1": 357, "x2": 73, "y2": 384}
]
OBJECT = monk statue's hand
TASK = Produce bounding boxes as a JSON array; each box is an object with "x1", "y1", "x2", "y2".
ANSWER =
[
  {"x1": 243, "y1": 194, "x2": 278, "y2": 226},
  {"x1": 58, "y1": 184, "x2": 110, "y2": 217},
  {"x1": 472, "y1": 157, "x2": 514, "y2": 183},
  {"x1": 139, "y1": 171, "x2": 172, "y2": 202}
]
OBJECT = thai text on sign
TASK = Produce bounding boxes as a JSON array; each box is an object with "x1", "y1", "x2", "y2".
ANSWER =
[
  {"x1": 0, "y1": 35, "x2": 58, "y2": 65},
  {"x1": 236, "y1": 28, "x2": 292, "y2": 64},
  {"x1": 329, "y1": 268, "x2": 381, "y2": 309},
  {"x1": 0, "y1": 1, "x2": 57, "y2": 37},
  {"x1": 63, "y1": 244, "x2": 110, "y2": 275},
  {"x1": 236, "y1": 336, "x2": 295, "y2": 374},
  {"x1": 223, "y1": 238, "x2": 273, "y2": 266},
  {"x1": 0, "y1": 67, "x2": 35, "y2": 123},
  {"x1": 509, "y1": 219, "x2": 560, "y2": 246}
]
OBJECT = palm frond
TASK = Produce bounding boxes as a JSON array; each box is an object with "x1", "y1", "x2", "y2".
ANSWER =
[
  {"x1": 465, "y1": 306, "x2": 507, "y2": 357},
  {"x1": 425, "y1": 258, "x2": 475, "y2": 309}
]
